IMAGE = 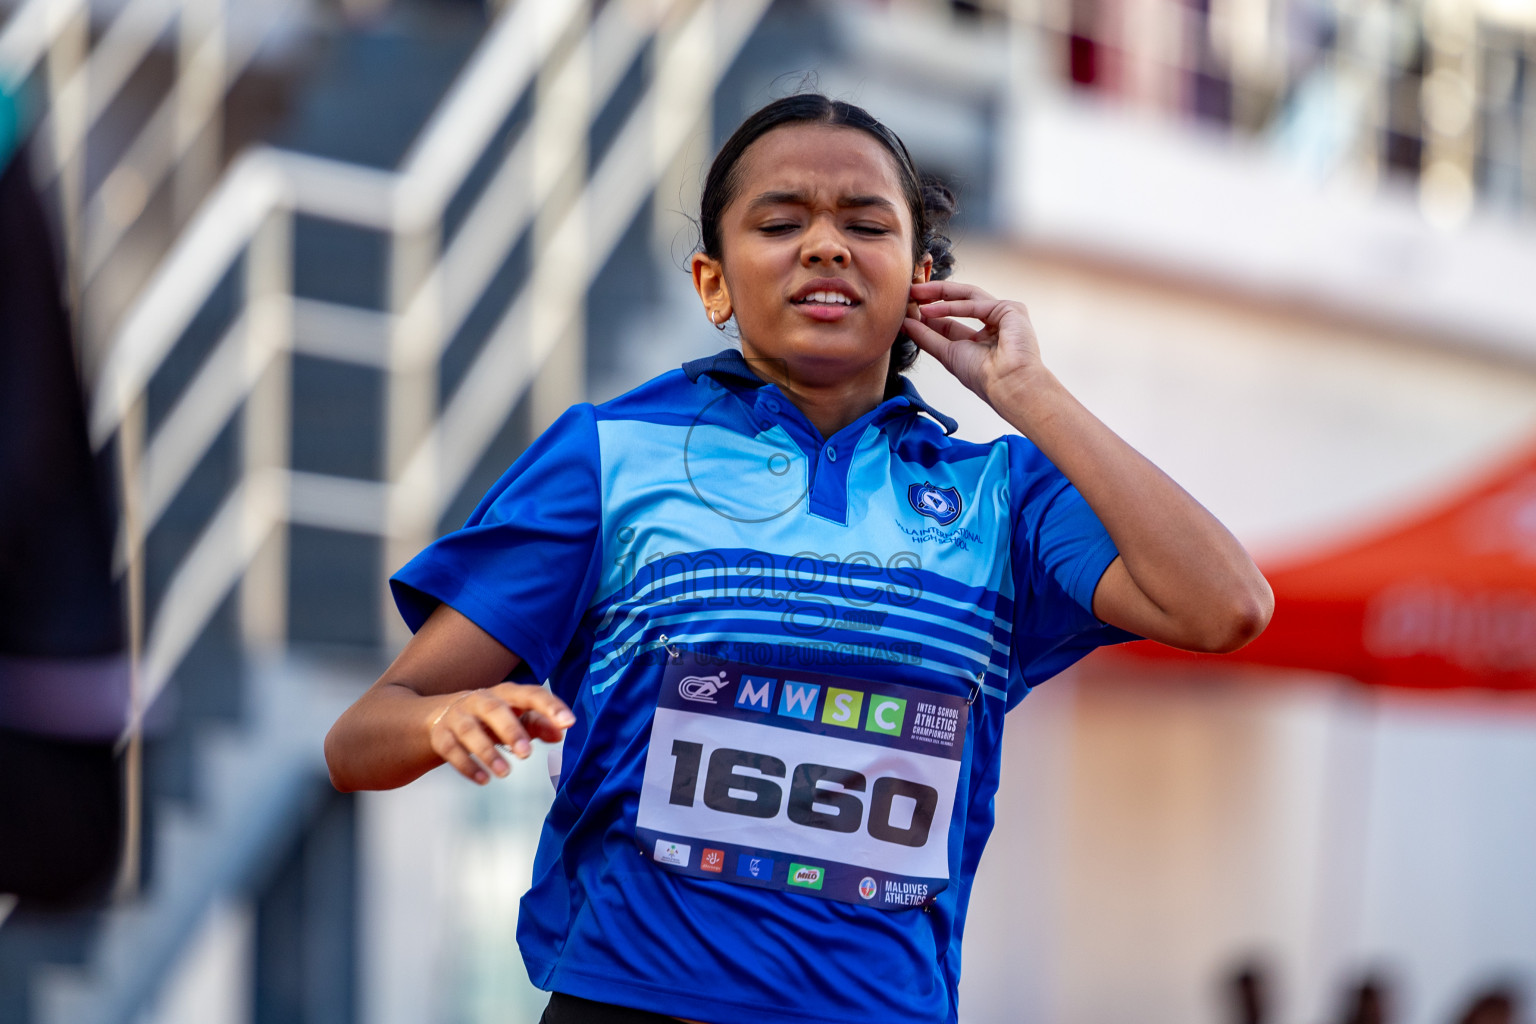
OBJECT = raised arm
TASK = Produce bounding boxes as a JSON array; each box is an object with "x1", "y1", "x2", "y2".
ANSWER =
[
  {"x1": 905, "y1": 280, "x2": 1273, "y2": 653},
  {"x1": 324, "y1": 603, "x2": 576, "y2": 792}
]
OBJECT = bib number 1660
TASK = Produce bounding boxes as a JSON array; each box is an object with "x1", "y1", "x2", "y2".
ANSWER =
[{"x1": 666, "y1": 740, "x2": 938, "y2": 848}]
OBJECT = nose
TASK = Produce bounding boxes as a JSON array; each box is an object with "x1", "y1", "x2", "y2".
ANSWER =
[{"x1": 801, "y1": 217, "x2": 849, "y2": 266}]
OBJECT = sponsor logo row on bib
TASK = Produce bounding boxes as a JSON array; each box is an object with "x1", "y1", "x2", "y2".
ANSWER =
[
  {"x1": 654, "y1": 839, "x2": 794, "y2": 884},
  {"x1": 654, "y1": 841, "x2": 899, "y2": 904},
  {"x1": 731, "y1": 674, "x2": 907, "y2": 735}
]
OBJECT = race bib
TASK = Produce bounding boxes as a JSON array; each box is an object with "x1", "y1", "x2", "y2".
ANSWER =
[{"x1": 635, "y1": 652, "x2": 968, "y2": 910}]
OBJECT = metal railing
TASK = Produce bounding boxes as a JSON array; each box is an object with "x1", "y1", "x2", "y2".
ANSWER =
[
  {"x1": 0, "y1": 0, "x2": 303, "y2": 376},
  {"x1": 1, "y1": 2, "x2": 767, "y2": 1006},
  {"x1": 87, "y1": 0, "x2": 770, "y2": 768},
  {"x1": 989, "y1": 0, "x2": 1536, "y2": 226}
]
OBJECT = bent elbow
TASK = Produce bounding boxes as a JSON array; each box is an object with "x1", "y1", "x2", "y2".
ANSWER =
[
  {"x1": 323, "y1": 727, "x2": 357, "y2": 793},
  {"x1": 1197, "y1": 579, "x2": 1274, "y2": 654}
]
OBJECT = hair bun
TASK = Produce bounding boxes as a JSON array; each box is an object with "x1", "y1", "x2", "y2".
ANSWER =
[
  {"x1": 920, "y1": 176, "x2": 956, "y2": 282},
  {"x1": 888, "y1": 174, "x2": 957, "y2": 384}
]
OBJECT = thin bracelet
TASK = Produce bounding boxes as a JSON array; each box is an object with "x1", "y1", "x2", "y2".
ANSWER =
[{"x1": 430, "y1": 690, "x2": 477, "y2": 730}]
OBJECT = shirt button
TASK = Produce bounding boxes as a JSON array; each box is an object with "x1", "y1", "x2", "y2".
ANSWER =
[
  {"x1": 764, "y1": 398, "x2": 781, "y2": 413},
  {"x1": 825, "y1": 446, "x2": 837, "y2": 462}
]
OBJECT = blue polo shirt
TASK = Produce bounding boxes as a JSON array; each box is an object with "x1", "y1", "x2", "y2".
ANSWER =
[{"x1": 391, "y1": 349, "x2": 1134, "y2": 1024}]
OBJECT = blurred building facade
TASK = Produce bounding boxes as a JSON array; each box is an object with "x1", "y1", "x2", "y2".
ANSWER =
[{"x1": 1, "y1": 1, "x2": 1534, "y2": 1023}]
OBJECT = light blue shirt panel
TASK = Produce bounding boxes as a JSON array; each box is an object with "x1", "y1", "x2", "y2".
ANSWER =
[
  {"x1": 875, "y1": 440, "x2": 1014, "y2": 604},
  {"x1": 596, "y1": 419, "x2": 1012, "y2": 596},
  {"x1": 596, "y1": 420, "x2": 801, "y2": 594},
  {"x1": 593, "y1": 418, "x2": 1016, "y2": 690}
]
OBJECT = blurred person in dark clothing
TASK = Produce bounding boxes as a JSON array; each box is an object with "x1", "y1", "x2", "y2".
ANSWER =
[
  {"x1": 0, "y1": 83, "x2": 128, "y2": 908},
  {"x1": 1335, "y1": 974, "x2": 1393, "y2": 1024},
  {"x1": 1454, "y1": 987, "x2": 1519, "y2": 1024},
  {"x1": 1226, "y1": 959, "x2": 1270, "y2": 1024}
]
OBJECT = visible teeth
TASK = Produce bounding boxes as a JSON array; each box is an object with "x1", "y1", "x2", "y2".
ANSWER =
[{"x1": 801, "y1": 291, "x2": 852, "y2": 305}]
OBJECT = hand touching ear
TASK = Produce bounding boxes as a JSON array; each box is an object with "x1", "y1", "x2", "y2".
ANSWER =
[
  {"x1": 905, "y1": 278, "x2": 1273, "y2": 654},
  {"x1": 903, "y1": 279, "x2": 1045, "y2": 412}
]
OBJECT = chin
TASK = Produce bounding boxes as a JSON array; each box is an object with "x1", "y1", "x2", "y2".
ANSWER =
[
  {"x1": 789, "y1": 344, "x2": 890, "y2": 384},
  {"x1": 787, "y1": 328, "x2": 892, "y2": 363}
]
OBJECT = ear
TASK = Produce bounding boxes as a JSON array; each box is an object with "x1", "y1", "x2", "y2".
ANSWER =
[
  {"x1": 912, "y1": 253, "x2": 933, "y2": 284},
  {"x1": 691, "y1": 252, "x2": 732, "y2": 323},
  {"x1": 905, "y1": 254, "x2": 934, "y2": 323}
]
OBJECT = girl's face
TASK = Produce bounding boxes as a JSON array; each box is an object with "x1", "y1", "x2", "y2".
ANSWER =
[{"x1": 693, "y1": 124, "x2": 931, "y2": 388}]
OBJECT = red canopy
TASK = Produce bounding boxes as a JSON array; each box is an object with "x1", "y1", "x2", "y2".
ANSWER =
[{"x1": 1116, "y1": 441, "x2": 1536, "y2": 690}]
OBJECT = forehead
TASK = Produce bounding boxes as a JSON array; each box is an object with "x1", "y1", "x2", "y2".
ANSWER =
[{"x1": 729, "y1": 123, "x2": 910, "y2": 213}]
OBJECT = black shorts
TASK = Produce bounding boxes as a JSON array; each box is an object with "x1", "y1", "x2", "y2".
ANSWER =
[{"x1": 539, "y1": 992, "x2": 688, "y2": 1023}]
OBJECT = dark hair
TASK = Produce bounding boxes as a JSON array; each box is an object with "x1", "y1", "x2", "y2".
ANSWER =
[{"x1": 699, "y1": 94, "x2": 956, "y2": 393}]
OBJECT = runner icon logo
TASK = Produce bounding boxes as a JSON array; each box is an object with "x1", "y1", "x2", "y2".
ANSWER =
[
  {"x1": 858, "y1": 877, "x2": 878, "y2": 900},
  {"x1": 678, "y1": 672, "x2": 731, "y2": 704}
]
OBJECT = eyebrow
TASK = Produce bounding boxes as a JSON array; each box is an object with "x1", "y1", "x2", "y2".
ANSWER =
[{"x1": 745, "y1": 190, "x2": 900, "y2": 213}]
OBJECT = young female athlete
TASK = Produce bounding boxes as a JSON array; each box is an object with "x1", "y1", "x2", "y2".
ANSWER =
[{"x1": 325, "y1": 94, "x2": 1273, "y2": 1024}]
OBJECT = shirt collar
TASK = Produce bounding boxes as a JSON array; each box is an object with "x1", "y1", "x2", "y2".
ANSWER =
[{"x1": 681, "y1": 348, "x2": 958, "y2": 436}]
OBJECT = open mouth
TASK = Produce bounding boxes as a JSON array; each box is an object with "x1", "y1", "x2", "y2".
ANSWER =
[{"x1": 793, "y1": 290, "x2": 858, "y2": 307}]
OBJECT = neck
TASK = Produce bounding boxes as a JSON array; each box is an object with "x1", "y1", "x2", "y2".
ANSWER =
[{"x1": 741, "y1": 345, "x2": 891, "y2": 439}]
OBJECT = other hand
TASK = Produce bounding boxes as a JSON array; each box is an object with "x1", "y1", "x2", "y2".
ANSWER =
[
  {"x1": 904, "y1": 279, "x2": 1047, "y2": 411},
  {"x1": 428, "y1": 683, "x2": 575, "y2": 785}
]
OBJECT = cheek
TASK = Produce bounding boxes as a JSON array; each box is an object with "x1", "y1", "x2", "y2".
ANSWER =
[
  {"x1": 873, "y1": 255, "x2": 921, "y2": 312},
  {"x1": 722, "y1": 248, "x2": 791, "y2": 315}
]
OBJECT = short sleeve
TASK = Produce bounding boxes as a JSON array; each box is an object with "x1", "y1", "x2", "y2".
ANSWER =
[
  {"x1": 390, "y1": 404, "x2": 604, "y2": 681},
  {"x1": 1004, "y1": 435, "x2": 1139, "y2": 706}
]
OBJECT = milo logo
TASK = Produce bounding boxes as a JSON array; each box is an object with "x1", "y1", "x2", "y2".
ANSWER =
[{"x1": 787, "y1": 863, "x2": 824, "y2": 890}]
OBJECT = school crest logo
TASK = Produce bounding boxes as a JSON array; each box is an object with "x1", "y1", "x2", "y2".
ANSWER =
[{"x1": 908, "y1": 483, "x2": 962, "y2": 526}]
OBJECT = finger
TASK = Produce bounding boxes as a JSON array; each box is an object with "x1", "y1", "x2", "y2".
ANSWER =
[
  {"x1": 519, "y1": 709, "x2": 567, "y2": 744},
  {"x1": 914, "y1": 297, "x2": 1005, "y2": 323},
  {"x1": 480, "y1": 700, "x2": 532, "y2": 757},
  {"x1": 430, "y1": 727, "x2": 491, "y2": 784},
  {"x1": 904, "y1": 316, "x2": 961, "y2": 366},
  {"x1": 449, "y1": 716, "x2": 511, "y2": 778},
  {"x1": 488, "y1": 682, "x2": 577, "y2": 731},
  {"x1": 909, "y1": 279, "x2": 995, "y2": 303},
  {"x1": 916, "y1": 314, "x2": 980, "y2": 343}
]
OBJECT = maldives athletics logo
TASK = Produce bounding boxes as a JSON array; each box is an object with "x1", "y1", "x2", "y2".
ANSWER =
[{"x1": 908, "y1": 482, "x2": 962, "y2": 526}]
